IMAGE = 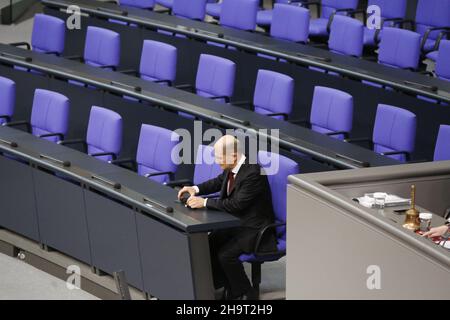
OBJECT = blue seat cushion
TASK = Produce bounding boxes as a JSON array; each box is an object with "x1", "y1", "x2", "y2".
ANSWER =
[
  {"x1": 309, "y1": 18, "x2": 329, "y2": 36},
  {"x1": 256, "y1": 9, "x2": 273, "y2": 26},
  {"x1": 206, "y1": 3, "x2": 221, "y2": 18},
  {"x1": 239, "y1": 239, "x2": 286, "y2": 263}
]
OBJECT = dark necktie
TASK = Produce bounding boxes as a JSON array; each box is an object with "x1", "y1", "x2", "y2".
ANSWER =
[{"x1": 227, "y1": 171, "x2": 235, "y2": 195}]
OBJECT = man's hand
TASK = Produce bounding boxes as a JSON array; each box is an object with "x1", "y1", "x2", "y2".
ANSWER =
[
  {"x1": 177, "y1": 186, "x2": 197, "y2": 200},
  {"x1": 422, "y1": 225, "x2": 449, "y2": 238},
  {"x1": 187, "y1": 196, "x2": 206, "y2": 209}
]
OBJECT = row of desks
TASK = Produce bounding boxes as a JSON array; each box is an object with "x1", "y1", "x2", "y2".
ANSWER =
[
  {"x1": 0, "y1": 43, "x2": 398, "y2": 170},
  {"x1": 43, "y1": 0, "x2": 450, "y2": 103},
  {"x1": 40, "y1": 0, "x2": 450, "y2": 161},
  {"x1": 0, "y1": 125, "x2": 238, "y2": 299}
]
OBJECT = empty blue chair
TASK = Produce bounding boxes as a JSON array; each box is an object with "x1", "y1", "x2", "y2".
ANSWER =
[
  {"x1": 11, "y1": 14, "x2": 65, "y2": 55},
  {"x1": 195, "y1": 54, "x2": 236, "y2": 102},
  {"x1": 119, "y1": 0, "x2": 155, "y2": 9},
  {"x1": 307, "y1": 0, "x2": 359, "y2": 38},
  {"x1": 31, "y1": 14, "x2": 65, "y2": 55},
  {"x1": 60, "y1": 106, "x2": 123, "y2": 162},
  {"x1": 220, "y1": 0, "x2": 258, "y2": 31},
  {"x1": 434, "y1": 125, "x2": 450, "y2": 161},
  {"x1": 348, "y1": 104, "x2": 416, "y2": 162},
  {"x1": 256, "y1": 0, "x2": 290, "y2": 28},
  {"x1": 84, "y1": 26, "x2": 120, "y2": 70},
  {"x1": 363, "y1": 0, "x2": 407, "y2": 47},
  {"x1": 414, "y1": 0, "x2": 450, "y2": 54},
  {"x1": 135, "y1": 124, "x2": 180, "y2": 183},
  {"x1": 435, "y1": 40, "x2": 450, "y2": 81},
  {"x1": 0, "y1": 77, "x2": 15, "y2": 125},
  {"x1": 30, "y1": 89, "x2": 70, "y2": 143},
  {"x1": 252, "y1": 70, "x2": 294, "y2": 120},
  {"x1": 309, "y1": 86, "x2": 353, "y2": 140},
  {"x1": 270, "y1": 4, "x2": 310, "y2": 43},
  {"x1": 328, "y1": 15, "x2": 364, "y2": 57},
  {"x1": 139, "y1": 40, "x2": 177, "y2": 85},
  {"x1": 5, "y1": 89, "x2": 70, "y2": 143},
  {"x1": 377, "y1": 28, "x2": 421, "y2": 70},
  {"x1": 173, "y1": 0, "x2": 207, "y2": 20},
  {"x1": 239, "y1": 151, "x2": 299, "y2": 298}
]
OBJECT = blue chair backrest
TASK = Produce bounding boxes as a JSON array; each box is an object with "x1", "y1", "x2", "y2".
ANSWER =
[
  {"x1": 30, "y1": 89, "x2": 70, "y2": 143},
  {"x1": 253, "y1": 69, "x2": 294, "y2": 120},
  {"x1": 139, "y1": 40, "x2": 177, "y2": 84},
  {"x1": 328, "y1": 15, "x2": 364, "y2": 57},
  {"x1": 320, "y1": 0, "x2": 359, "y2": 19},
  {"x1": 195, "y1": 54, "x2": 236, "y2": 101},
  {"x1": 86, "y1": 106, "x2": 123, "y2": 162},
  {"x1": 436, "y1": 40, "x2": 450, "y2": 81},
  {"x1": 32, "y1": 14, "x2": 65, "y2": 55},
  {"x1": 0, "y1": 76, "x2": 15, "y2": 125},
  {"x1": 372, "y1": 104, "x2": 416, "y2": 162},
  {"x1": 434, "y1": 125, "x2": 450, "y2": 161},
  {"x1": 310, "y1": 86, "x2": 353, "y2": 140},
  {"x1": 119, "y1": 0, "x2": 155, "y2": 9},
  {"x1": 136, "y1": 124, "x2": 180, "y2": 183},
  {"x1": 270, "y1": 4, "x2": 310, "y2": 43},
  {"x1": 258, "y1": 151, "x2": 299, "y2": 240},
  {"x1": 415, "y1": 0, "x2": 450, "y2": 40},
  {"x1": 378, "y1": 27, "x2": 421, "y2": 70},
  {"x1": 220, "y1": 0, "x2": 258, "y2": 31},
  {"x1": 84, "y1": 26, "x2": 120, "y2": 69},
  {"x1": 173, "y1": 0, "x2": 207, "y2": 20}
]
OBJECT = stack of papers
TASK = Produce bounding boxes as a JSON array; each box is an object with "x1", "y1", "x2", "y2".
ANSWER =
[{"x1": 353, "y1": 193, "x2": 411, "y2": 208}]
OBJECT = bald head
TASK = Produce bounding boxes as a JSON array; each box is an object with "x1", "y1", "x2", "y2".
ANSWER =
[{"x1": 213, "y1": 135, "x2": 242, "y2": 170}]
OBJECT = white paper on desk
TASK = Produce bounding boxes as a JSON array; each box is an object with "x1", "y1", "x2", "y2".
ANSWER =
[
  {"x1": 353, "y1": 194, "x2": 410, "y2": 208},
  {"x1": 439, "y1": 240, "x2": 450, "y2": 249}
]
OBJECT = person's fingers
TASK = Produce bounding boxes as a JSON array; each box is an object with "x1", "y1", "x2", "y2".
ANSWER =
[
  {"x1": 422, "y1": 230, "x2": 432, "y2": 237},
  {"x1": 177, "y1": 188, "x2": 185, "y2": 199}
]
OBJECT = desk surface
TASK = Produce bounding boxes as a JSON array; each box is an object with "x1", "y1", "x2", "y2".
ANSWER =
[
  {"x1": 42, "y1": 0, "x2": 450, "y2": 104},
  {"x1": 0, "y1": 43, "x2": 398, "y2": 169},
  {"x1": 0, "y1": 126, "x2": 240, "y2": 233}
]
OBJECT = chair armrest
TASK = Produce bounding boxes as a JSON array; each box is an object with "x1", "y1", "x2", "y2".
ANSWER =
[
  {"x1": 144, "y1": 171, "x2": 175, "y2": 180},
  {"x1": 57, "y1": 139, "x2": 87, "y2": 152},
  {"x1": 380, "y1": 150, "x2": 410, "y2": 161},
  {"x1": 326, "y1": 131, "x2": 349, "y2": 139},
  {"x1": 345, "y1": 137, "x2": 373, "y2": 148},
  {"x1": 154, "y1": 8, "x2": 171, "y2": 14},
  {"x1": 327, "y1": 8, "x2": 357, "y2": 34},
  {"x1": 253, "y1": 222, "x2": 286, "y2": 256},
  {"x1": 98, "y1": 65, "x2": 117, "y2": 71},
  {"x1": 288, "y1": 118, "x2": 310, "y2": 127},
  {"x1": 110, "y1": 158, "x2": 137, "y2": 171},
  {"x1": 38, "y1": 132, "x2": 65, "y2": 140},
  {"x1": 0, "y1": 115, "x2": 11, "y2": 123},
  {"x1": 64, "y1": 55, "x2": 84, "y2": 62},
  {"x1": 209, "y1": 95, "x2": 230, "y2": 103},
  {"x1": 90, "y1": 151, "x2": 117, "y2": 160},
  {"x1": 175, "y1": 84, "x2": 195, "y2": 92},
  {"x1": 421, "y1": 27, "x2": 450, "y2": 53},
  {"x1": 154, "y1": 79, "x2": 173, "y2": 86},
  {"x1": 231, "y1": 100, "x2": 253, "y2": 107},
  {"x1": 119, "y1": 69, "x2": 138, "y2": 76},
  {"x1": 265, "y1": 112, "x2": 288, "y2": 120},
  {"x1": 9, "y1": 42, "x2": 31, "y2": 50},
  {"x1": 433, "y1": 30, "x2": 450, "y2": 52},
  {"x1": 164, "y1": 179, "x2": 194, "y2": 188},
  {"x1": 3, "y1": 120, "x2": 31, "y2": 132}
]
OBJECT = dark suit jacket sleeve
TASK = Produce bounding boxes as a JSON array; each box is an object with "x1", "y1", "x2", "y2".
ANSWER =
[
  {"x1": 196, "y1": 172, "x2": 224, "y2": 196},
  {"x1": 205, "y1": 170, "x2": 263, "y2": 215}
]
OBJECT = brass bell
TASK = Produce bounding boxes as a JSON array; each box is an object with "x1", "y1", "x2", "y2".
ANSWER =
[{"x1": 403, "y1": 185, "x2": 420, "y2": 231}]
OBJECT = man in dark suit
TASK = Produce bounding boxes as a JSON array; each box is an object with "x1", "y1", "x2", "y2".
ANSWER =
[{"x1": 178, "y1": 135, "x2": 277, "y2": 300}]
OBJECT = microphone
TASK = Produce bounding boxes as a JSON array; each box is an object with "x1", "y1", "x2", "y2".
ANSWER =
[{"x1": 180, "y1": 192, "x2": 190, "y2": 205}]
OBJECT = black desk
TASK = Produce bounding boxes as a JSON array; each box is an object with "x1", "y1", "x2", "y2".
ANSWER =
[
  {"x1": 0, "y1": 43, "x2": 398, "y2": 170},
  {"x1": 42, "y1": 0, "x2": 450, "y2": 103},
  {"x1": 0, "y1": 125, "x2": 239, "y2": 299},
  {"x1": 41, "y1": 0, "x2": 450, "y2": 161}
]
